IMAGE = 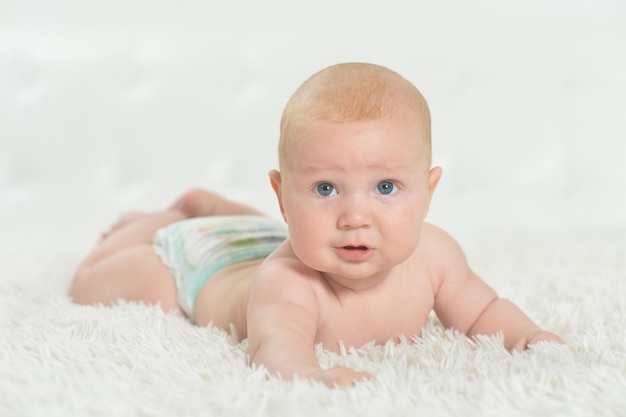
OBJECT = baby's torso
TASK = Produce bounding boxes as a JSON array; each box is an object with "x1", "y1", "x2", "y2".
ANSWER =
[
  {"x1": 193, "y1": 222, "x2": 440, "y2": 351},
  {"x1": 194, "y1": 257, "x2": 435, "y2": 350},
  {"x1": 311, "y1": 262, "x2": 436, "y2": 351}
]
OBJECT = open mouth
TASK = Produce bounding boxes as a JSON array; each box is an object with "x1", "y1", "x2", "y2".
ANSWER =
[
  {"x1": 335, "y1": 245, "x2": 374, "y2": 261},
  {"x1": 343, "y1": 245, "x2": 368, "y2": 251}
]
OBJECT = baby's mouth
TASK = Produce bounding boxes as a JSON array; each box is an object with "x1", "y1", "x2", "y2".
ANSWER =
[
  {"x1": 335, "y1": 245, "x2": 375, "y2": 261},
  {"x1": 343, "y1": 245, "x2": 368, "y2": 251}
]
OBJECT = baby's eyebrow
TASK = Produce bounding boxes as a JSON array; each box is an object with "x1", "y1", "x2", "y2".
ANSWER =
[{"x1": 297, "y1": 164, "x2": 346, "y2": 175}]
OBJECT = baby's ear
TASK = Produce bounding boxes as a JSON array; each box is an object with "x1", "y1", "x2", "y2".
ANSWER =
[
  {"x1": 429, "y1": 166, "x2": 443, "y2": 196},
  {"x1": 268, "y1": 170, "x2": 286, "y2": 221}
]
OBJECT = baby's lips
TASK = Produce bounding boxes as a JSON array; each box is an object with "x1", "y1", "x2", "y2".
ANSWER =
[{"x1": 334, "y1": 246, "x2": 375, "y2": 261}]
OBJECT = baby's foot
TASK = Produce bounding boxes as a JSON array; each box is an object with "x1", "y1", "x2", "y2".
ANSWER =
[
  {"x1": 101, "y1": 211, "x2": 157, "y2": 240},
  {"x1": 169, "y1": 188, "x2": 222, "y2": 218}
]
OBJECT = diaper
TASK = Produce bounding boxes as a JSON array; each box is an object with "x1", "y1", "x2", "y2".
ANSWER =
[{"x1": 153, "y1": 215, "x2": 288, "y2": 319}]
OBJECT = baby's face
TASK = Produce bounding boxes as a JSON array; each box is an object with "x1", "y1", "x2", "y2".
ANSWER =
[{"x1": 277, "y1": 117, "x2": 439, "y2": 289}]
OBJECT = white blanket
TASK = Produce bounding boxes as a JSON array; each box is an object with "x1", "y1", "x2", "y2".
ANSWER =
[{"x1": 1, "y1": 228, "x2": 625, "y2": 416}]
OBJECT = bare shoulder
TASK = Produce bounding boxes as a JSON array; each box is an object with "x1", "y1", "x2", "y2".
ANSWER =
[
  {"x1": 420, "y1": 223, "x2": 498, "y2": 333},
  {"x1": 247, "y1": 241, "x2": 321, "y2": 315},
  {"x1": 420, "y1": 223, "x2": 469, "y2": 263},
  {"x1": 245, "y1": 241, "x2": 329, "y2": 353},
  {"x1": 419, "y1": 223, "x2": 473, "y2": 288}
]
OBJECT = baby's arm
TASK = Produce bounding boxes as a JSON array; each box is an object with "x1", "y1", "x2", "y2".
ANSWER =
[
  {"x1": 428, "y1": 226, "x2": 563, "y2": 351},
  {"x1": 246, "y1": 258, "x2": 370, "y2": 387}
]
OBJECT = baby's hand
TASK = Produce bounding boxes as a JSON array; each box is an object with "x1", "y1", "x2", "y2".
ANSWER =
[
  {"x1": 511, "y1": 330, "x2": 564, "y2": 352},
  {"x1": 308, "y1": 366, "x2": 372, "y2": 388}
]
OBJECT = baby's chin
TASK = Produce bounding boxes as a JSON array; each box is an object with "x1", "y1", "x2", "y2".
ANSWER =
[{"x1": 317, "y1": 265, "x2": 395, "y2": 291}]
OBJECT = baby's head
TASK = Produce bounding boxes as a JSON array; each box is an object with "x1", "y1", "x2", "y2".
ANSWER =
[
  {"x1": 278, "y1": 62, "x2": 433, "y2": 171},
  {"x1": 271, "y1": 64, "x2": 441, "y2": 286}
]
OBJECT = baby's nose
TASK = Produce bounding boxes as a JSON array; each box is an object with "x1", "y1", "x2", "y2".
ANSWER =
[{"x1": 337, "y1": 195, "x2": 372, "y2": 229}]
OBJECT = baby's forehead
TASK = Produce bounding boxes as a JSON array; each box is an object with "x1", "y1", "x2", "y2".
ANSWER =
[
  {"x1": 288, "y1": 117, "x2": 430, "y2": 160},
  {"x1": 299, "y1": 111, "x2": 428, "y2": 141}
]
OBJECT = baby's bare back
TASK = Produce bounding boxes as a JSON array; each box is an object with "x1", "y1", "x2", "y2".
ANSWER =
[{"x1": 194, "y1": 258, "x2": 263, "y2": 337}]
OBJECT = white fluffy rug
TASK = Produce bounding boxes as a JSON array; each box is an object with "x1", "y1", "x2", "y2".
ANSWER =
[{"x1": 1, "y1": 227, "x2": 625, "y2": 416}]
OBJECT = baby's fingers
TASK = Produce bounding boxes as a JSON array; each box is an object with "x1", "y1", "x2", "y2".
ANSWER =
[
  {"x1": 512, "y1": 330, "x2": 564, "y2": 352},
  {"x1": 310, "y1": 366, "x2": 372, "y2": 388},
  {"x1": 528, "y1": 331, "x2": 564, "y2": 346}
]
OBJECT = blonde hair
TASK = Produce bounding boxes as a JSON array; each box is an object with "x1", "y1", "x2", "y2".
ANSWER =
[{"x1": 278, "y1": 63, "x2": 432, "y2": 169}]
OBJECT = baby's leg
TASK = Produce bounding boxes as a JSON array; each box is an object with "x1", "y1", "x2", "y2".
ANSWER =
[
  {"x1": 71, "y1": 210, "x2": 186, "y2": 312},
  {"x1": 70, "y1": 189, "x2": 264, "y2": 312}
]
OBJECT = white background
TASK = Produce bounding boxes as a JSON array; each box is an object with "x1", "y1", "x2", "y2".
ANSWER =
[{"x1": 1, "y1": 0, "x2": 625, "y2": 242}]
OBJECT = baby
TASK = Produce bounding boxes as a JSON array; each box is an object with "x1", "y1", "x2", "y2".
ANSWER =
[{"x1": 71, "y1": 62, "x2": 563, "y2": 387}]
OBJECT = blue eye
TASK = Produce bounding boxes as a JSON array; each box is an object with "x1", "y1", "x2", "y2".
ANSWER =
[
  {"x1": 315, "y1": 183, "x2": 336, "y2": 197},
  {"x1": 376, "y1": 181, "x2": 397, "y2": 195}
]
